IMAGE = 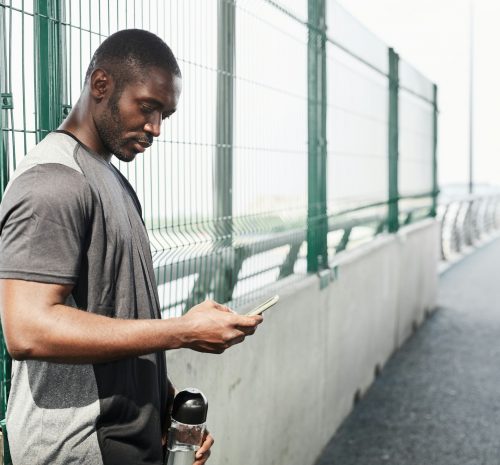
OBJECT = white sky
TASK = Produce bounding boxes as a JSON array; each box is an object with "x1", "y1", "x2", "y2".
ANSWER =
[{"x1": 337, "y1": 0, "x2": 500, "y2": 189}]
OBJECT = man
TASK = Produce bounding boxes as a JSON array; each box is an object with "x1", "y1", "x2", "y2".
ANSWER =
[{"x1": 0, "y1": 29, "x2": 262, "y2": 465}]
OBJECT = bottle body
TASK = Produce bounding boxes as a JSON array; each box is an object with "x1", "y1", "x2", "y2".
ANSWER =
[
  {"x1": 165, "y1": 419, "x2": 206, "y2": 465},
  {"x1": 165, "y1": 449, "x2": 195, "y2": 465}
]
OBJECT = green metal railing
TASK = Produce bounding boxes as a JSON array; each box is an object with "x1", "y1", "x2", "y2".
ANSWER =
[{"x1": 0, "y1": 1, "x2": 438, "y2": 454}]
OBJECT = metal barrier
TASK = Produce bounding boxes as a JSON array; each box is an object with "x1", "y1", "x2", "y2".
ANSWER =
[
  {"x1": 439, "y1": 195, "x2": 500, "y2": 261},
  {"x1": 0, "y1": 1, "x2": 438, "y2": 458}
]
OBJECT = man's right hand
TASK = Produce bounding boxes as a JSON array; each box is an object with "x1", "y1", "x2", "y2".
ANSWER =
[
  {"x1": 178, "y1": 300, "x2": 263, "y2": 354},
  {"x1": 0, "y1": 280, "x2": 262, "y2": 363}
]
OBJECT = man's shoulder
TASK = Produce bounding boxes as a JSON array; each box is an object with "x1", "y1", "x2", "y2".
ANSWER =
[
  {"x1": 3, "y1": 132, "x2": 90, "y2": 197},
  {"x1": 2, "y1": 165, "x2": 93, "y2": 228},
  {"x1": 11, "y1": 162, "x2": 88, "y2": 193},
  {"x1": 17, "y1": 131, "x2": 83, "y2": 177}
]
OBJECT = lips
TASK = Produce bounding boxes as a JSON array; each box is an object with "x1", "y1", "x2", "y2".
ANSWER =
[
  {"x1": 131, "y1": 138, "x2": 152, "y2": 154},
  {"x1": 136, "y1": 139, "x2": 151, "y2": 149}
]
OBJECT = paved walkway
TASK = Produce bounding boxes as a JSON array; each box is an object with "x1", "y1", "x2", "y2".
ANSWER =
[{"x1": 316, "y1": 238, "x2": 500, "y2": 465}]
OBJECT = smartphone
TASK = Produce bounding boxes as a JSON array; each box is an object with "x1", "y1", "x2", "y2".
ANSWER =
[{"x1": 246, "y1": 295, "x2": 280, "y2": 316}]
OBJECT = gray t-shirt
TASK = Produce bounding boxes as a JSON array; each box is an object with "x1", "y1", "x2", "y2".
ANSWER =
[{"x1": 0, "y1": 131, "x2": 168, "y2": 465}]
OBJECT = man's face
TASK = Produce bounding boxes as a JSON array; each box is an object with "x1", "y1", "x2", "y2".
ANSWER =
[{"x1": 95, "y1": 67, "x2": 182, "y2": 162}]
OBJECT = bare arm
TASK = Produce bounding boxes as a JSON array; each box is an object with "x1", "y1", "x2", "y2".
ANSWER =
[{"x1": 0, "y1": 279, "x2": 263, "y2": 364}]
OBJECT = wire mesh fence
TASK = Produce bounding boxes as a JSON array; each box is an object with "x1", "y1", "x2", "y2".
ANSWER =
[
  {"x1": 326, "y1": 2, "x2": 389, "y2": 254},
  {"x1": 399, "y1": 58, "x2": 436, "y2": 224},
  {"x1": 0, "y1": 0, "x2": 438, "y2": 444}
]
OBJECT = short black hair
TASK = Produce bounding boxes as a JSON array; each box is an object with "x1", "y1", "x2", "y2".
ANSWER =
[{"x1": 85, "y1": 29, "x2": 181, "y2": 87}]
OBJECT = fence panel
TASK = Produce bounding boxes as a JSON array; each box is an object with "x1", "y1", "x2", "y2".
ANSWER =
[
  {"x1": 326, "y1": 2, "x2": 390, "y2": 252},
  {"x1": 399, "y1": 59, "x2": 436, "y2": 224},
  {"x1": 232, "y1": 0, "x2": 309, "y2": 299}
]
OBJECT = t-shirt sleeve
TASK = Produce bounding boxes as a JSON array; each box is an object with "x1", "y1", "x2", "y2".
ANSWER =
[{"x1": 0, "y1": 163, "x2": 93, "y2": 285}]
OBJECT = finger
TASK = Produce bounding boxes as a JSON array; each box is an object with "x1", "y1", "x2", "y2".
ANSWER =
[
  {"x1": 193, "y1": 346, "x2": 225, "y2": 354},
  {"x1": 235, "y1": 316, "x2": 263, "y2": 330},
  {"x1": 227, "y1": 334, "x2": 246, "y2": 347},
  {"x1": 194, "y1": 449, "x2": 211, "y2": 465},
  {"x1": 237, "y1": 325, "x2": 257, "y2": 336},
  {"x1": 196, "y1": 433, "x2": 214, "y2": 458},
  {"x1": 195, "y1": 448, "x2": 211, "y2": 463},
  {"x1": 234, "y1": 325, "x2": 256, "y2": 336}
]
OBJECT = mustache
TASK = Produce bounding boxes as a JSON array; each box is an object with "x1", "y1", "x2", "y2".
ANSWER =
[{"x1": 135, "y1": 135, "x2": 154, "y2": 147}]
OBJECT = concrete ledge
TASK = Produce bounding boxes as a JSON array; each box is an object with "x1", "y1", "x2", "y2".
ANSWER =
[{"x1": 165, "y1": 219, "x2": 439, "y2": 465}]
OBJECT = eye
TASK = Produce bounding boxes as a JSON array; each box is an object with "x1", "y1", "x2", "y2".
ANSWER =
[{"x1": 140, "y1": 104, "x2": 154, "y2": 114}]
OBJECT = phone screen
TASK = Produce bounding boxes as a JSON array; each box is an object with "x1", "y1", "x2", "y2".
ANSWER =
[{"x1": 246, "y1": 295, "x2": 279, "y2": 316}]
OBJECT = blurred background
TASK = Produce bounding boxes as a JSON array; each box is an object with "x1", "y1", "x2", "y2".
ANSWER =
[{"x1": 341, "y1": 0, "x2": 500, "y2": 194}]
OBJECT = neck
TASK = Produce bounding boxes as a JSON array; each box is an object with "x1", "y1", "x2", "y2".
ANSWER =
[{"x1": 58, "y1": 94, "x2": 112, "y2": 162}]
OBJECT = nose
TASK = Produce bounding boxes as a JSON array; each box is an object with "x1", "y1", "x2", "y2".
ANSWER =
[{"x1": 144, "y1": 114, "x2": 162, "y2": 138}]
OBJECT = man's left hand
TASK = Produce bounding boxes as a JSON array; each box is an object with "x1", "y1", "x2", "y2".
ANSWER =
[{"x1": 194, "y1": 430, "x2": 214, "y2": 465}]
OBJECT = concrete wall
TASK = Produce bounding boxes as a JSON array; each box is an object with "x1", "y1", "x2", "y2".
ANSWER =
[{"x1": 165, "y1": 219, "x2": 439, "y2": 465}]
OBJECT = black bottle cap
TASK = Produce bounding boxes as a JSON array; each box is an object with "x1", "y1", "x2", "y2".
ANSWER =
[{"x1": 172, "y1": 388, "x2": 208, "y2": 425}]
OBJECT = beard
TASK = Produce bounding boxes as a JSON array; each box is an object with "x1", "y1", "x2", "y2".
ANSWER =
[{"x1": 95, "y1": 91, "x2": 135, "y2": 162}]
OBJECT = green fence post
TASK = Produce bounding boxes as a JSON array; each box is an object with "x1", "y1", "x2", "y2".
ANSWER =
[
  {"x1": 388, "y1": 48, "x2": 399, "y2": 233},
  {"x1": 0, "y1": 3, "x2": 9, "y2": 195},
  {"x1": 213, "y1": 0, "x2": 236, "y2": 303},
  {"x1": 0, "y1": 6, "x2": 13, "y2": 463},
  {"x1": 431, "y1": 83, "x2": 439, "y2": 217},
  {"x1": 35, "y1": 0, "x2": 63, "y2": 142},
  {"x1": 0, "y1": 91, "x2": 8, "y2": 194},
  {"x1": 307, "y1": 0, "x2": 328, "y2": 273},
  {"x1": 0, "y1": 0, "x2": 11, "y2": 425}
]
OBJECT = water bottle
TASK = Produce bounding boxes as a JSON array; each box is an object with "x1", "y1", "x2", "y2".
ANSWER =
[{"x1": 165, "y1": 388, "x2": 208, "y2": 465}]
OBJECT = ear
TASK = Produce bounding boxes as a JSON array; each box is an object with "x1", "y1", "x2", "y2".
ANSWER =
[{"x1": 89, "y1": 68, "x2": 112, "y2": 102}]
